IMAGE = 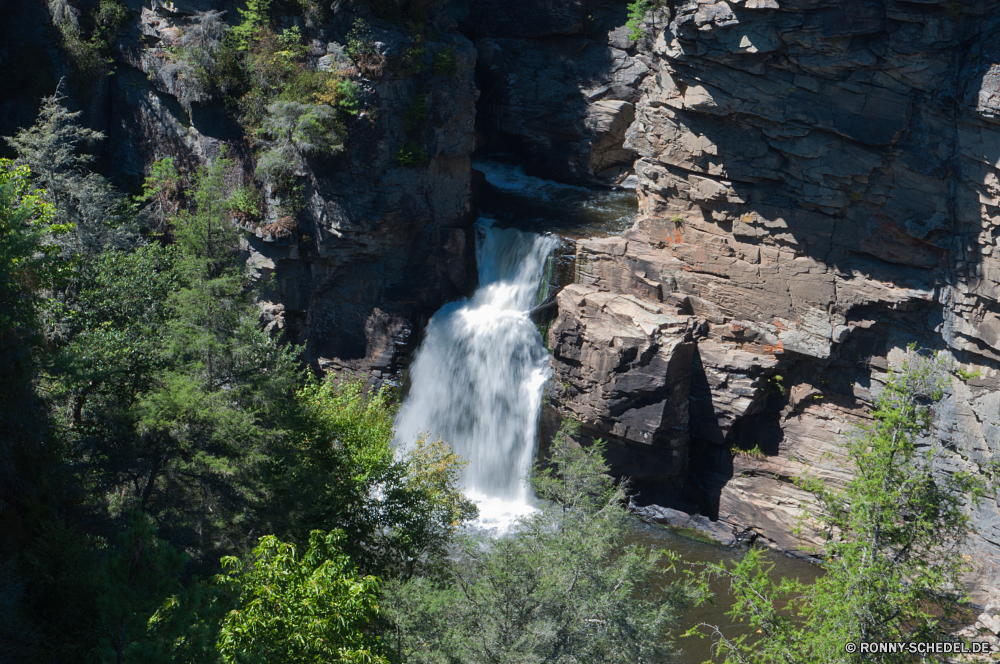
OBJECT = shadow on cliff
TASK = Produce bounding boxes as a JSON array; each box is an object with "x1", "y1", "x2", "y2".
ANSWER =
[
  {"x1": 459, "y1": 0, "x2": 643, "y2": 184},
  {"x1": 685, "y1": 300, "x2": 947, "y2": 523}
]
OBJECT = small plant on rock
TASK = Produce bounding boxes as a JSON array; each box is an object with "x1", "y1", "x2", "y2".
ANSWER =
[
  {"x1": 430, "y1": 45, "x2": 457, "y2": 77},
  {"x1": 393, "y1": 142, "x2": 429, "y2": 167}
]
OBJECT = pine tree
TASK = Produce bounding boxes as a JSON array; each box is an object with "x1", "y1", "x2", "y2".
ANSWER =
[
  {"x1": 5, "y1": 90, "x2": 133, "y2": 261},
  {"x1": 688, "y1": 349, "x2": 992, "y2": 664}
]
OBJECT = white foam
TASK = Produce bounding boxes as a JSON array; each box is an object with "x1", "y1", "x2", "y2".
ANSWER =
[
  {"x1": 475, "y1": 160, "x2": 589, "y2": 201},
  {"x1": 395, "y1": 220, "x2": 557, "y2": 533}
]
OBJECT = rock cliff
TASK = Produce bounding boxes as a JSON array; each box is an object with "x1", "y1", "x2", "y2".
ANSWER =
[
  {"x1": 544, "y1": 0, "x2": 1000, "y2": 602},
  {"x1": 0, "y1": 0, "x2": 480, "y2": 380},
  {"x1": 458, "y1": 0, "x2": 650, "y2": 184}
]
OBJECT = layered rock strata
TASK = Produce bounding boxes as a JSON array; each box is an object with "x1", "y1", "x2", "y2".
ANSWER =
[{"x1": 547, "y1": 0, "x2": 1000, "y2": 601}]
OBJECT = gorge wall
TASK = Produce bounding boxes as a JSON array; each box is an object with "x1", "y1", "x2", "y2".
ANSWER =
[
  {"x1": 528, "y1": 0, "x2": 1000, "y2": 603},
  {"x1": 4, "y1": 0, "x2": 999, "y2": 605},
  {"x1": 1, "y1": 0, "x2": 481, "y2": 379}
]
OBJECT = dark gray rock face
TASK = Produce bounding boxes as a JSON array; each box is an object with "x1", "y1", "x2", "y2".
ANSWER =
[
  {"x1": 544, "y1": 0, "x2": 1000, "y2": 603},
  {"x1": 549, "y1": 282, "x2": 695, "y2": 480},
  {"x1": 460, "y1": 0, "x2": 584, "y2": 38},
  {"x1": 466, "y1": 0, "x2": 650, "y2": 183},
  {"x1": 101, "y1": 0, "x2": 481, "y2": 378}
]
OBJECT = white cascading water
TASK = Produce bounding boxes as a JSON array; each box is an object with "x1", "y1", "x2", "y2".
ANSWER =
[{"x1": 394, "y1": 220, "x2": 558, "y2": 529}]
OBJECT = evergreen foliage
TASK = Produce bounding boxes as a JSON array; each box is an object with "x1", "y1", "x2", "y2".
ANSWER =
[
  {"x1": 0, "y1": 159, "x2": 67, "y2": 557},
  {"x1": 256, "y1": 102, "x2": 343, "y2": 186},
  {"x1": 231, "y1": 0, "x2": 272, "y2": 52},
  {"x1": 625, "y1": 0, "x2": 666, "y2": 40},
  {"x1": 6, "y1": 92, "x2": 132, "y2": 260},
  {"x1": 688, "y1": 349, "x2": 991, "y2": 663},
  {"x1": 384, "y1": 422, "x2": 691, "y2": 664}
]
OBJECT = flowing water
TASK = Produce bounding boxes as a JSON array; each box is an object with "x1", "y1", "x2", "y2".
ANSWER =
[
  {"x1": 395, "y1": 160, "x2": 821, "y2": 662},
  {"x1": 474, "y1": 158, "x2": 637, "y2": 237},
  {"x1": 394, "y1": 221, "x2": 558, "y2": 528}
]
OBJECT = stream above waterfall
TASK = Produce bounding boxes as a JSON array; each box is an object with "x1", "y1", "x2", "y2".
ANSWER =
[{"x1": 395, "y1": 158, "x2": 821, "y2": 662}]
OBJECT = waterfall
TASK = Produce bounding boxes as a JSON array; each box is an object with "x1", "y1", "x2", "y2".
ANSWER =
[{"x1": 395, "y1": 220, "x2": 558, "y2": 528}]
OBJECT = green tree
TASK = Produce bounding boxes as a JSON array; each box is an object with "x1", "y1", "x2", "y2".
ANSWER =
[
  {"x1": 216, "y1": 529, "x2": 387, "y2": 664},
  {"x1": 271, "y1": 377, "x2": 477, "y2": 579},
  {"x1": 626, "y1": 0, "x2": 667, "y2": 40},
  {"x1": 5, "y1": 91, "x2": 132, "y2": 261},
  {"x1": 231, "y1": 0, "x2": 271, "y2": 51},
  {"x1": 689, "y1": 350, "x2": 991, "y2": 663},
  {"x1": 127, "y1": 157, "x2": 300, "y2": 558},
  {"x1": 0, "y1": 159, "x2": 71, "y2": 554},
  {"x1": 19, "y1": 512, "x2": 222, "y2": 664},
  {"x1": 43, "y1": 155, "x2": 300, "y2": 564},
  {"x1": 385, "y1": 421, "x2": 689, "y2": 664}
]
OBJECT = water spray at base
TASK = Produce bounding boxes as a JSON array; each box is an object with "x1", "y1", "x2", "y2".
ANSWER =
[{"x1": 394, "y1": 220, "x2": 557, "y2": 530}]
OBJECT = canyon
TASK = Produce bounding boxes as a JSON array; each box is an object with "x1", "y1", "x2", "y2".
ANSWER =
[{"x1": 3, "y1": 0, "x2": 999, "y2": 606}]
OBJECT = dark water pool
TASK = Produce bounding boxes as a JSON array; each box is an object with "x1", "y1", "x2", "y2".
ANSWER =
[
  {"x1": 474, "y1": 157, "x2": 637, "y2": 238},
  {"x1": 626, "y1": 521, "x2": 822, "y2": 663}
]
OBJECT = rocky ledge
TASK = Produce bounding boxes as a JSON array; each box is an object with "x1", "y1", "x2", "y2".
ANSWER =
[{"x1": 546, "y1": 0, "x2": 1000, "y2": 603}]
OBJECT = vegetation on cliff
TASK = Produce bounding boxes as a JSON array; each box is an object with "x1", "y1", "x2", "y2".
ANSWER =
[
  {"x1": 689, "y1": 350, "x2": 992, "y2": 663},
  {"x1": 0, "y1": 90, "x2": 693, "y2": 663}
]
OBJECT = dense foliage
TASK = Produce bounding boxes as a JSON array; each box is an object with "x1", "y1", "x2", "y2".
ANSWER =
[
  {"x1": 384, "y1": 424, "x2": 691, "y2": 664},
  {"x1": 689, "y1": 349, "x2": 992, "y2": 663},
  {"x1": 0, "y1": 92, "x2": 477, "y2": 663}
]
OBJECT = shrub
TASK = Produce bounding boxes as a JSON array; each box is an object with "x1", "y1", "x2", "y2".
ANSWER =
[
  {"x1": 231, "y1": 0, "x2": 270, "y2": 51},
  {"x1": 155, "y1": 10, "x2": 228, "y2": 113},
  {"x1": 402, "y1": 44, "x2": 425, "y2": 75},
  {"x1": 277, "y1": 68, "x2": 334, "y2": 104},
  {"x1": 345, "y1": 18, "x2": 375, "y2": 60},
  {"x1": 46, "y1": 0, "x2": 108, "y2": 82},
  {"x1": 402, "y1": 92, "x2": 428, "y2": 132},
  {"x1": 288, "y1": 0, "x2": 326, "y2": 26},
  {"x1": 93, "y1": 0, "x2": 128, "y2": 33},
  {"x1": 276, "y1": 25, "x2": 307, "y2": 59},
  {"x1": 216, "y1": 530, "x2": 388, "y2": 664},
  {"x1": 430, "y1": 45, "x2": 457, "y2": 77},
  {"x1": 227, "y1": 185, "x2": 261, "y2": 221},
  {"x1": 313, "y1": 79, "x2": 360, "y2": 116},
  {"x1": 393, "y1": 141, "x2": 429, "y2": 167},
  {"x1": 256, "y1": 101, "x2": 342, "y2": 187},
  {"x1": 626, "y1": 0, "x2": 666, "y2": 40}
]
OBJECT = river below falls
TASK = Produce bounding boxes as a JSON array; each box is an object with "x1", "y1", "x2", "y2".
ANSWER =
[{"x1": 394, "y1": 156, "x2": 822, "y2": 663}]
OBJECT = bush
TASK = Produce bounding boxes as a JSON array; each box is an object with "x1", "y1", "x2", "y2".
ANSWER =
[
  {"x1": 226, "y1": 185, "x2": 261, "y2": 221},
  {"x1": 231, "y1": 0, "x2": 271, "y2": 51},
  {"x1": 155, "y1": 11, "x2": 228, "y2": 113},
  {"x1": 402, "y1": 44, "x2": 425, "y2": 75},
  {"x1": 216, "y1": 530, "x2": 388, "y2": 664},
  {"x1": 393, "y1": 141, "x2": 429, "y2": 167},
  {"x1": 277, "y1": 25, "x2": 307, "y2": 58},
  {"x1": 430, "y1": 45, "x2": 457, "y2": 77},
  {"x1": 626, "y1": 0, "x2": 664, "y2": 40},
  {"x1": 384, "y1": 423, "x2": 692, "y2": 663},
  {"x1": 314, "y1": 78, "x2": 361, "y2": 116},
  {"x1": 256, "y1": 101, "x2": 343, "y2": 187}
]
